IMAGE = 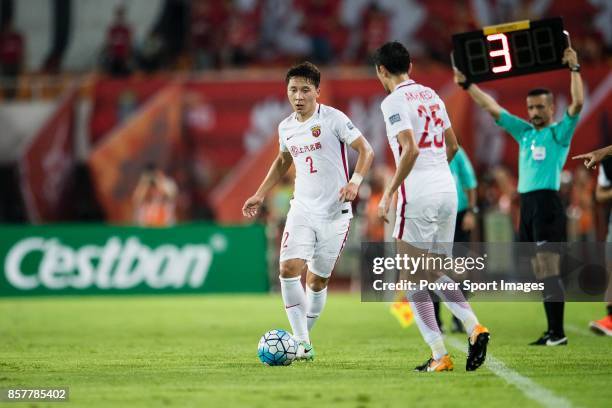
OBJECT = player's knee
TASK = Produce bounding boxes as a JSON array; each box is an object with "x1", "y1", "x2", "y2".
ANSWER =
[
  {"x1": 307, "y1": 273, "x2": 329, "y2": 291},
  {"x1": 279, "y1": 260, "x2": 305, "y2": 279}
]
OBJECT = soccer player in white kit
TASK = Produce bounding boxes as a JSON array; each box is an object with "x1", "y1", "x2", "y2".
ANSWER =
[
  {"x1": 373, "y1": 42, "x2": 490, "y2": 372},
  {"x1": 243, "y1": 62, "x2": 374, "y2": 360}
]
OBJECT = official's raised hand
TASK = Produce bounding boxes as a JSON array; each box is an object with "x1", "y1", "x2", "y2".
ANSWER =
[
  {"x1": 562, "y1": 47, "x2": 578, "y2": 68},
  {"x1": 453, "y1": 68, "x2": 467, "y2": 86}
]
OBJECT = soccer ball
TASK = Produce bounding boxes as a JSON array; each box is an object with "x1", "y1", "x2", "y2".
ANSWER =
[{"x1": 257, "y1": 329, "x2": 297, "y2": 366}]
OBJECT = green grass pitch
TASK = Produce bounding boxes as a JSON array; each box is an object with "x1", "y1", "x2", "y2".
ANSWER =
[{"x1": 1, "y1": 295, "x2": 611, "y2": 407}]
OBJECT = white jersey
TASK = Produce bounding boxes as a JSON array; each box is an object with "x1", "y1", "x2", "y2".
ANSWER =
[
  {"x1": 278, "y1": 104, "x2": 362, "y2": 219},
  {"x1": 380, "y1": 79, "x2": 455, "y2": 217}
]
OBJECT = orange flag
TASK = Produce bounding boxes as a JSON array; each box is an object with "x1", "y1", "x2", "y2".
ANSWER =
[{"x1": 390, "y1": 293, "x2": 414, "y2": 328}]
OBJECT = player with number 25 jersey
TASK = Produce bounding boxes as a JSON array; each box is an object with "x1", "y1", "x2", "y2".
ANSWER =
[
  {"x1": 374, "y1": 42, "x2": 489, "y2": 373},
  {"x1": 380, "y1": 78, "x2": 456, "y2": 247}
]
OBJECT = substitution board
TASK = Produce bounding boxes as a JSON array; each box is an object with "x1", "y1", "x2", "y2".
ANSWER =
[{"x1": 452, "y1": 17, "x2": 569, "y2": 83}]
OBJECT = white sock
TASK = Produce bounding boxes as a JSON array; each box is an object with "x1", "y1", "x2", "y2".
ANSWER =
[
  {"x1": 407, "y1": 289, "x2": 447, "y2": 360},
  {"x1": 433, "y1": 275, "x2": 479, "y2": 335},
  {"x1": 306, "y1": 286, "x2": 327, "y2": 332},
  {"x1": 280, "y1": 276, "x2": 309, "y2": 343}
]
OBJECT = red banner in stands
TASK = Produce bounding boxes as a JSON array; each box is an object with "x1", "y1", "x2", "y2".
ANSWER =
[
  {"x1": 183, "y1": 78, "x2": 289, "y2": 186},
  {"x1": 89, "y1": 84, "x2": 182, "y2": 223},
  {"x1": 89, "y1": 75, "x2": 170, "y2": 145},
  {"x1": 19, "y1": 87, "x2": 78, "y2": 223}
]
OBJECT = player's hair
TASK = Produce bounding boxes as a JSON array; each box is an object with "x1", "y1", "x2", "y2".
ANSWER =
[
  {"x1": 527, "y1": 88, "x2": 554, "y2": 102},
  {"x1": 285, "y1": 62, "x2": 321, "y2": 88},
  {"x1": 372, "y1": 42, "x2": 411, "y2": 75}
]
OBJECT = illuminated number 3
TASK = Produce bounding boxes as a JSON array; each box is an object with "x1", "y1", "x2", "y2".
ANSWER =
[{"x1": 487, "y1": 33, "x2": 512, "y2": 73}]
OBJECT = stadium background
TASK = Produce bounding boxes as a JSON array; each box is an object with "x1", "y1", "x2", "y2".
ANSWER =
[{"x1": 0, "y1": 0, "x2": 611, "y2": 406}]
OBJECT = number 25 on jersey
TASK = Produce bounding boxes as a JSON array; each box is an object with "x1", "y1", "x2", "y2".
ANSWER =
[{"x1": 417, "y1": 104, "x2": 445, "y2": 149}]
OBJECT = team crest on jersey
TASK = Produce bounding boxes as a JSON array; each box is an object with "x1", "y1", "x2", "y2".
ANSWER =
[
  {"x1": 389, "y1": 113, "x2": 401, "y2": 125},
  {"x1": 310, "y1": 125, "x2": 321, "y2": 137}
]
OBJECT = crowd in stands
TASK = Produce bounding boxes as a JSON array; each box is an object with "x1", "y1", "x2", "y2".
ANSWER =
[
  {"x1": 106, "y1": 0, "x2": 612, "y2": 75},
  {"x1": 1, "y1": 0, "x2": 610, "y2": 83},
  {"x1": 0, "y1": 18, "x2": 24, "y2": 97}
]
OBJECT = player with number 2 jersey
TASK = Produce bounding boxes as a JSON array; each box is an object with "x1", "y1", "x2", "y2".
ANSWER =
[{"x1": 242, "y1": 62, "x2": 374, "y2": 361}]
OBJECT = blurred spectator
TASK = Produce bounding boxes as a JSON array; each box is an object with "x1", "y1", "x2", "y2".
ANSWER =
[
  {"x1": 559, "y1": 169, "x2": 573, "y2": 209},
  {"x1": 418, "y1": 0, "x2": 477, "y2": 63},
  {"x1": 359, "y1": 3, "x2": 389, "y2": 62},
  {"x1": 223, "y1": 0, "x2": 261, "y2": 67},
  {"x1": 103, "y1": 5, "x2": 133, "y2": 76},
  {"x1": 137, "y1": 31, "x2": 166, "y2": 73},
  {"x1": 0, "y1": 20, "x2": 24, "y2": 99},
  {"x1": 117, "y1": 90, "x2": 138, "y2": 122},
  {"x1": 569, "y1": 167, "x2": 595, "y2": 241},
  {"x1": 480, "y1": 166, "x2": 520, "y2": 238},
  {"x1": 267, "y1": 171, "x2": 294, "y2": 240},
  {"x1": 190, "y1": 0, "x2": 230, "y2": 70},
  {"x1": 364, "y1": 167, "x2": 386, "y2": 242},
  {"x1": 133, "y1": 164, "x2": 178, "y2": 227},
  {"x1": 299, "y1": 0, "x2": 340, "y2": 64},
  {"x1": 260, "y1": 0, "x2": 311, "y2": 62},
  {"x1": 265, "y1": 172, "x2": 293, "y2": 282}
]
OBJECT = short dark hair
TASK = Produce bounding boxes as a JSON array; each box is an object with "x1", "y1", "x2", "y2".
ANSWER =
[
  {"x1": 527, "y1": 88, "x2": 553, "y2": 99},
  {"x1": 372, "y1": 42, "x2": 411, "y2": 75},
  {"x1": 285, "y1": 62, "x2": 321, "y2": 88}
]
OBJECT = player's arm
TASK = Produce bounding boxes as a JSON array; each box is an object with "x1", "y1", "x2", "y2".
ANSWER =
[
  {"x1": 573, "y1": 145, "x2": 612, "y2": 169},
  {"x1": 467, "y1": 188, "x2": 477, "y2": 209},
  {"x1": 242, "y1": 151, "x2": 293, "y2": 218},
  {"x1": 444, "y1": 127, "x2": 459, "y2": 162},
  {"x1": 378, "y1": 130, "x2": 419, "y2": 222},
  {"x1": 462, "y1": 188, "x2": 478, "y2": 231},
  {"x1": 562, "y1": 47, "x2": 583, "y2": 116},
  {"x1": 338, "y1": 136, "x2": 374, "y2": 202},
  {"x1": 453, "y1": 68, "x2": 503, "y2": 120}
]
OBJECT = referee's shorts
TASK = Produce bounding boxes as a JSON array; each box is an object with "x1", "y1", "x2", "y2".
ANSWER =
[{"x1": 519, "y1": 189, "x2": 567, "y2": 250}]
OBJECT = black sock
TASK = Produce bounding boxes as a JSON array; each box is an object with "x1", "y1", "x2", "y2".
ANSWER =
[
  {"x1": 553, "y1": 301, "x2": 565, "y2": 337},
  {"x1": 543, "y1": 301, "x2": 554, "y2": 333},
  {"x1": 542, "y1": 276, "x2": 565, "y2": 337},
  {"x1": 607, "y1": 304, "x2": 612, "y2": 317}
]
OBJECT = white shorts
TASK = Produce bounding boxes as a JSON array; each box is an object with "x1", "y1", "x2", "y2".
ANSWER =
[
  {"x1": 393, "y1": 192, "x2": 457, "y2": 256},
  {"x1": 279, "y1": 208, "x2": 351, "y2": 278}
]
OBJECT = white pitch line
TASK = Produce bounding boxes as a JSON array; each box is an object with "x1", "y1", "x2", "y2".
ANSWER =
[{"x1": 446, "y1": 337, "x2": 575, "y2": 408}]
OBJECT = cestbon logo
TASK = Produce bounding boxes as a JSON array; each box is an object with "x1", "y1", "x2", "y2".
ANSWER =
[{"x1": 4, "y1": 236, "x2": 226, "y2": 290}]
